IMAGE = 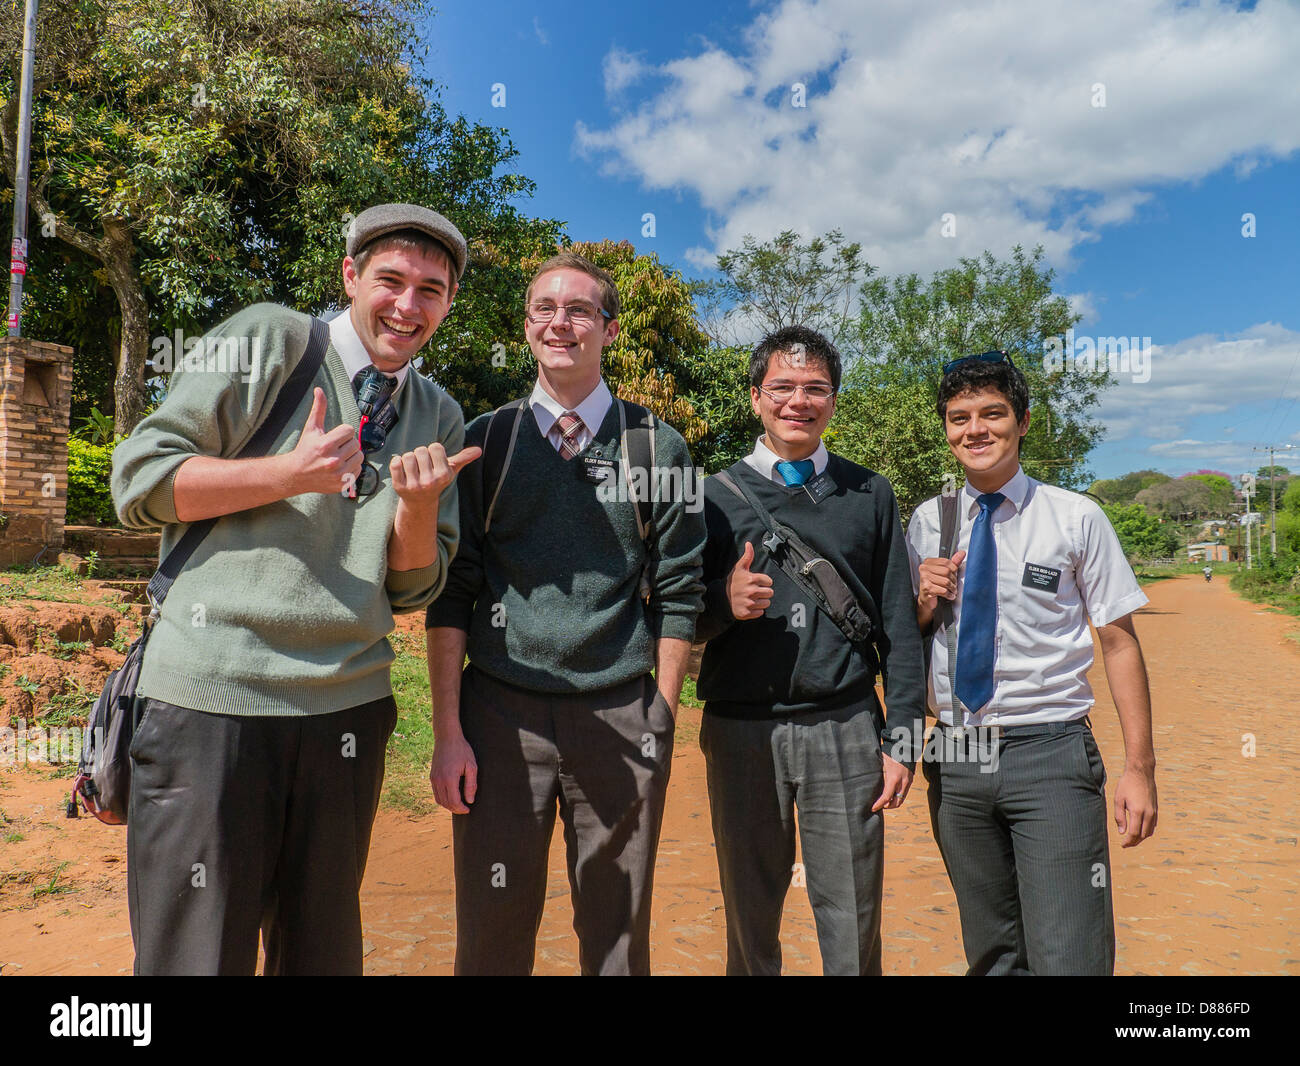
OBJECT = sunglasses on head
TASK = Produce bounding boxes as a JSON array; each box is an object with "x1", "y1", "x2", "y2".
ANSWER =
[{"x1": 942, "y1": 349, "x2": 1015, "y2": 375}]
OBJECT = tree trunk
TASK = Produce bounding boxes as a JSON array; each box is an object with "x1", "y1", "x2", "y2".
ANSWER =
[{"x1": 101, "y1": 218, "x2": 151, "y2": 436}]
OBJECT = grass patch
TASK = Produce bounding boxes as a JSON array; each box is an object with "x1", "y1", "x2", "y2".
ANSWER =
[
  {"x1": 3, "y1": 833, "x2": 23, "y2": 844},
  {"x1": 0, "y1": 565, "x2": 99, "y2": 606},
  {"x1": 382, "y1": 629, "x2": 436, "y2": 815},
  {"x1": 38, "y1": 677, "x2": 96, "y2": 728},
  {"x1": 31, "y1": 861, "x2": 73, "y2": 900}
]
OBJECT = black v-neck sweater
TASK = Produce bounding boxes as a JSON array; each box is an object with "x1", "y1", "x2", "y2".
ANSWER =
[{"x1": 696, "y1": 455, "x2": 924, "y2": 758}]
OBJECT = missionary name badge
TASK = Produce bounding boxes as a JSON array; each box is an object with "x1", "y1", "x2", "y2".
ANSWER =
[
  {"x1": 803, "y1": 472, "x2": 836, "y2": 504},
  {"x1": 580, "y1": 455, "x2": 617, "y2": 484},
  {"x1": 1022, "y1": 562, "x2": 1062, "y2": 593}
]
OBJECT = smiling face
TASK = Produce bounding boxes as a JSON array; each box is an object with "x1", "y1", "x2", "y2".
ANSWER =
[
  {"x1": 342, "y1": 245, "x2": 457, "y2": 373},
  {"x1": 524, "y1": 267, "x2": 619, "y2": 393},
  {"x1": 750, "y1": 349, "x2": 836, "y2": 461},
  {"x1": 942, "y1": 385, "x2": 1031, "y2": 492}
]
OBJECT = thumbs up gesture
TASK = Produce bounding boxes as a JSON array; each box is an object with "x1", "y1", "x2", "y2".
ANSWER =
[
  {"x1": 287, "y1": 387, "x2": 364, "y2": 495},
  {"x1": 727, "y1": 541, "x2": 775, "y2": 620}
]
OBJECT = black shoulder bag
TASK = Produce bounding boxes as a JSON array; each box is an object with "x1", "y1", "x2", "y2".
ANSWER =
[
  {"x1": 69, "y1": 317, "x2": 330, "y2": 824},
  {"x1": 712, "y1": 467, "x2": 883, "y2": 676}
]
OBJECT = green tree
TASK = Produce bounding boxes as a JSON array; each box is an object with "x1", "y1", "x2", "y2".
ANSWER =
[
  {"x1": 1089, "y1": 469, "x2": 1171, "y2": 505},
  {"x1": 852, "y1": 246, "x2": 1109, "y2": 500},
  {"x1": 1100, "y1": 503, "x2": 1179, "y2": 560},
  {"x1": 1183, "y1": 473, "x2": 1235, "y2": 514},
  {"x1": 1, "y1": 0, "x2": 558, "y2": 433},
  {"x1": 696, "y1": 229, "x2": 868, "y2": 351}
]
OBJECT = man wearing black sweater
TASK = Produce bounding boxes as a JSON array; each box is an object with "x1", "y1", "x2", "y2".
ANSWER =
[
  {"x1": 425, "y1": 253, "x2": 705, "y2": 975},
  {"x1": 696, "y1": 326, "x2": 925, "y2": 975}
]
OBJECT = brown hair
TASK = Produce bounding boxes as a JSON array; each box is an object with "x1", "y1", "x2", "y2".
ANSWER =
[
  {"x1": 352, "y1": 229, "x2": 456, "y2": 281},
  {"x1": 526, "y1": 252, "x2": 620, "y2": 319}
]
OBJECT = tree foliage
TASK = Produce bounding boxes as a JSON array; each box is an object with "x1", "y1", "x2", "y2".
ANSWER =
[
  {"x1": 1100, "y1": 502, "x2": 1179, "y2": 561},
  {"x1": 1182, "y1": 473, "x2": 1236, "y2": 514},
  {"x1": 1088, "y1": 469, "x2": 1171, "y2": 505},
  {"x1": 1134, "y1": 477, "x2": 1217, "y2": 520},
  {"x1": 1, "y1": 0, "x2": 558, "y2": 433}
]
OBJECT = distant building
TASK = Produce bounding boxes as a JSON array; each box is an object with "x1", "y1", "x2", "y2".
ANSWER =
[{"x1": 1187, "y1": 541, "x2": 1229, "y2": 563}]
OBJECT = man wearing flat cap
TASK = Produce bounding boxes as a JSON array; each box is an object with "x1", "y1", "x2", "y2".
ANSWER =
[{"x1": 112, "y1": 203, "x2": 479, "y2": 975}]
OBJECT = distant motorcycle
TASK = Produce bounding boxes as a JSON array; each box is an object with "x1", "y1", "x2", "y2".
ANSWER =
[{"x1": 1203, "y1": 567, "x2": 1212, "y2": 582}]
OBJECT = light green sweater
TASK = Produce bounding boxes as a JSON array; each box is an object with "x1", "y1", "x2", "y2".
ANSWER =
[{"x1": 111, "y1": 303, "x2": 464, "y2": 716}]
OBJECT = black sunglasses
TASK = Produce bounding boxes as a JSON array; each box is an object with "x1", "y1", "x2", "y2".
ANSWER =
[{"x1": 942, "y1": 349, "x2": 1015, "y2": 375}]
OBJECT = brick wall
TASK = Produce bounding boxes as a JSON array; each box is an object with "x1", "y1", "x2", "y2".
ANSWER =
[{"x1": 0, "y1": 337, "x2": 74, "y2": 566}]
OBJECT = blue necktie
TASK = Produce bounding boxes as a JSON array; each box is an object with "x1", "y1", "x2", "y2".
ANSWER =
[
  {"x1": 955, "y1": 492, "x2": 1006, "y2": 715},
  {"x1": 776, "y1": 459, "x2": 815, "y2": 486}
]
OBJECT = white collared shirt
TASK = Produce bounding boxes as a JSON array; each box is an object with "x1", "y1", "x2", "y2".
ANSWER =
[
  {"x1": 328, "y1": 306, "x2": 410, "y2": 391},
  {"x1": 906, "y1": 466, "x2": 1148, "y2": 726},
  {"x1": 529, "y1": 378, "x2": 613, "y2": 455},
  {"x1": 744, "y1": 435, "x2": 830, "y2": 484}
]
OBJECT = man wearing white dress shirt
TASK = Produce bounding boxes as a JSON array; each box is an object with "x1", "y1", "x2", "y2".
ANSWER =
[
  {"x1": 907, "y1": 351, "x2": 1158, "y2": 975},
  {"x1": 425, "y1": 253, "x2": 705, "y2": 974}
]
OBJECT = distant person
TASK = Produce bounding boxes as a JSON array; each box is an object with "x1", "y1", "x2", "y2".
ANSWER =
[
  {"x1": 693, "y1": 326, "x2": 925, "y2": 975},
  {"x1": 908, "y1": 350, "x2": 1158, "y2": 976},
  {"x1": 425, "y1": 252, "x2": 706, "y2": 975},
  {"x1": 1203, "y1": 565, "x2": 1213, "y2": 582},
  {"x1": 112, "y1": 204, "x2": 476, "y2": 975}
]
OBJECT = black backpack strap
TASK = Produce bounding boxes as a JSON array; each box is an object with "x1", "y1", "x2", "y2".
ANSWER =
[
  {"x1": 480, "y1": 398, "x2": 527, "y2": 534},
  {"x1": 935, "y1": 489, "x2": 963, "y2": 726},
  {"x1": 146, "y1": 316, "x2": 330, "y2": 610},
  {"x1": 617, "y1": 399, "x2": 655, "y2": 545}
]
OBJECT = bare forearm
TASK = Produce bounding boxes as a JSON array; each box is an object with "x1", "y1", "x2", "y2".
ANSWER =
[
  {"x1": 172, "y1": 453, "x2": 299, "y2": 522},
  {"x1": 655, "y1": 636, "x2": 693, "y2": 712},
  {"x1": 1099, "y1": 622, "x2": 1156, "y2": 773},
  {"x1": 427, "y1": 626, "x2": 468, "y2": 739},
  {"x1": 388, "y1": 500, "x2": 439, "y2": 572}
]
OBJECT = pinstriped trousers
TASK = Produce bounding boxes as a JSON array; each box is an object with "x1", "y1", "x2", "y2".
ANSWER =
[{"x1": 923, "y1": 719, "x2": 1115, "y2": 975}]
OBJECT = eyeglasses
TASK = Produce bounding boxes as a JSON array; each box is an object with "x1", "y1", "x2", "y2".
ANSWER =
[
  {"x1": 525, "y1": 302, "x2": 612, "y2": 326},
  {"x1": 942, "y1": 349, "x2": 1015, "y2": 375},
  {"x1": 757, "y1": 383, "x2": 835, "y2": 402}
]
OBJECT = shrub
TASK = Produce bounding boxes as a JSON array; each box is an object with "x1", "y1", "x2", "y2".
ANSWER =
[{"x1": 66, "y1": 437, "x2": 118, "y2": 525}]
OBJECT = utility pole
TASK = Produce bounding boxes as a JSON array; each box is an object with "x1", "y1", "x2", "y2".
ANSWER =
[
  {"x1": 1241, "y1": 473, "x2": 1254, "y2": 570},
  {"x1": 7, "y1": 0, "x2": 39, "y2": 337},
  {"x1": 1253, "y1": 443, "x2": 1297, "y2": 557}
]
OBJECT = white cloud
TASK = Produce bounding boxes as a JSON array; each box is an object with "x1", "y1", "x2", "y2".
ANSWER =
[
  {"x1": 533, "y1": 17, "x2": 548, "y2": 47},
  {"x1": 576, "y1": 0, "x2": 1300, "y2": 276}
]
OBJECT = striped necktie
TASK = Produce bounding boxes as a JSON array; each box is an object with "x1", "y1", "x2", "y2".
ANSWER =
[{"x1": 555, "y1": 411, "x2": 585, "y2": 460}]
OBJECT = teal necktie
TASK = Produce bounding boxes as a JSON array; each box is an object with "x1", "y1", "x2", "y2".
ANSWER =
[{"x1": 776, "y1": 459, "x2": 815, "y2": 486}]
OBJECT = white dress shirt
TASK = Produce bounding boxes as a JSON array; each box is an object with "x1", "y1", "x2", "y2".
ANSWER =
[
  {"x1": 744, "y1": 435, "x2": 830, "y2": 484},
  {"x1": 529, "y1": 378, "x2": 613, "y2": 455},
  {"x1": 328, "y1": 306, "x2": 410, "y2": 392},
  {"x1": 906, "y1": 466, "x2": 1148, "y2": 726}
]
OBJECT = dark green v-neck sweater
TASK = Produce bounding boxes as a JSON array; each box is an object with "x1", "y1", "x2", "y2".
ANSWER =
[
  {"x1": 696, "y1": 455, "x2": 924, "y2": 760},
  {"x1": 426, "y1": 400, "x2": 706, "y2": 693}
]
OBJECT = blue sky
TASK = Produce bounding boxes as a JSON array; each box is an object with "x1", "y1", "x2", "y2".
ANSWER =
[{"x1": 419, "y1": 0, "x2": 1300, "y2": 482}]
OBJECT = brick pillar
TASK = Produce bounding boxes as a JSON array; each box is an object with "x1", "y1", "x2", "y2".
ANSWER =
[{"x1": 0, "y1": 338, "x2": 74, "y2": 566}]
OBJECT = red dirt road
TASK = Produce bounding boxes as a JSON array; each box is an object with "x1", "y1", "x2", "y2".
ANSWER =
[{"x1": 2, "y1": 574, "x2": 1297, "y2": 975}]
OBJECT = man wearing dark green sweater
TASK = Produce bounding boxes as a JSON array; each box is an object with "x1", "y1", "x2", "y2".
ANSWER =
[
  {"x1": 111, "y1": 204, "x2": 479, "y2": 975},
  {"x1": 695, "y1": 325, "x2": 925, "y2": 975},
  {"x1": 426, "y1": 252, "x2": 706, "y2": 975}
]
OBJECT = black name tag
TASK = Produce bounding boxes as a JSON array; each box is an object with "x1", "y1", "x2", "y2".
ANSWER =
[
  {"x1": 803, "y1": 472, "x2": 836, "y2": 504},
  {"x1": 579, "y1": 456, "x2": 617, "y2": 484},
  {"x1": 1022, "y1": 562, "x2": 1061, "y2": 593}
]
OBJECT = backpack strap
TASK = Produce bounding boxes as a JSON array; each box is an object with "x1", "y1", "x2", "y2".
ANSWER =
[
  {"x1": 617, "y1": 399, "x2": 655, "y2": 545},
  {"x1": 480, "y1": 398, "x2": 527, "y2": 534},
  {"x1": 936, "y1": 489, "x2": 963, "y2": 727}
]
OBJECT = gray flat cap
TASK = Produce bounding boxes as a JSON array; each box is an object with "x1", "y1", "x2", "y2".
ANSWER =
[{"x1": 346, "y1": 203, "x2": 468, "y2": 279}]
